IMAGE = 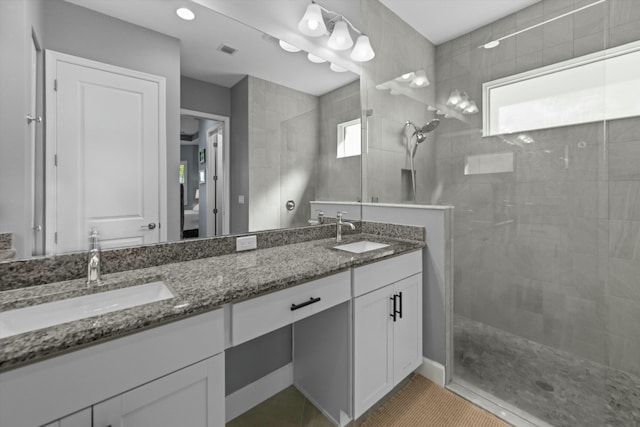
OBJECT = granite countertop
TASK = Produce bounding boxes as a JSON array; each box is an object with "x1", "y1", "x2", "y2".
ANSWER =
[{"x1": 0, "y1": 233, "x2": 424, "y2": 372}]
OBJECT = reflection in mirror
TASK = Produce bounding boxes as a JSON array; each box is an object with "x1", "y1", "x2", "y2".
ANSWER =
[{"x1": 0, "y1": 0, "x2": 362, "y2": 259}]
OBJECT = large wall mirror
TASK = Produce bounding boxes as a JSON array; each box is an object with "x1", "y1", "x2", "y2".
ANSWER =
[{"x1": 0, "y1": 0, "x2": 363, "y2": 259}]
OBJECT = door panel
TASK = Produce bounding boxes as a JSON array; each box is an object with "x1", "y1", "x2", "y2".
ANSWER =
[
  {"x1": 50, "y1": 53, "x2": 162, "y2": 253},
  {"x1": 353, "y1": 285, "x2": 394, "y2": 419},
  {"x1": 93, "y1": 354, "x2": 224, "y2": 427},
  {"x1": 393, "y1": 274, "x2": 422, "y2": 382}
]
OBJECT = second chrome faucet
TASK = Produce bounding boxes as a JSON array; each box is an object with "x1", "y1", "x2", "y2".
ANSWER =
[{"x1": 336, "y1": 211, "x2": 355, "y2": 243}]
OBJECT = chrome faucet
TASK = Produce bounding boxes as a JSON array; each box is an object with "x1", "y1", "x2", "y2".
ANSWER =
[
  {"x1": 336, "y1": 211, "x2": 355, "y2": 243},
  {"x1": 87, "y1": 229, "x2": 102, "y2": 286}
]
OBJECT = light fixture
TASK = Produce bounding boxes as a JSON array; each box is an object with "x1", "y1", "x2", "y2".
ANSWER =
[
  {"x1": 396, "y1": 72, "x2": 414, "y2": 82},
  {"x1": 328, "y1": 20, "x2": 353, "y2": 50},
  {"x1": 279, "y1": 40, "x2": 301, "y2": 52},
  {"x1": 298, "y1": 3, "x2": 327, "y2": 37},
  {"x1": 307, "y1": 53, "x2": 327, "y2": 63},
  {"x1": 330, "y1": 63, "x2": 347, "y2": 72},
  {"x1": 463, "y1": 101, "x2": 479, "y2": 114},
  {"x1": 479, "y1": 0, "x2": 604, "y2": 49},
  {"x1": 351, "y1": 35, "x2": 375, "y2": 61},
  {"x1": 447, "y1": 90, "x2": 462, "y2": 106},
  {"x1": 176, "y1": 7, "x2": 195, "y2": 21},
  {"x1": 297, "y1": 1, "x2": 375, "y2": 62},
  {"x1": 457, "y1": 93, "x2": 470, "y2": 110},
  {"x1": 410, "y1": 70, "x2": 429, "y2": 88}
]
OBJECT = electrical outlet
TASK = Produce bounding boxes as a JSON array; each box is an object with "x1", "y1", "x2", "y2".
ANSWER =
[{"x1": 236, "y1": 235, "x2": 257, "y2": 252}]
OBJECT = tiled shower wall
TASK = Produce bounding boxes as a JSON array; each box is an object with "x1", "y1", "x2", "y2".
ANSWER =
[
  {"x1": 316, "y1": 80, "x2": 361, "y2": 203},
  {"x1": 247, "y1": 76, "x2": 320, "y2": 231},
  {"x1": 434, "y1": 0, "x2": 640, "y2": 375},
  {"x1": 360, "y1": 0, "x2": 437, "y2": 204}
]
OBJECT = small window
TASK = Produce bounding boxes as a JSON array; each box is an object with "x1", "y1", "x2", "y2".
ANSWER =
[{"x1": 337, "y1": 118, "x2": 361, "y2": 158}]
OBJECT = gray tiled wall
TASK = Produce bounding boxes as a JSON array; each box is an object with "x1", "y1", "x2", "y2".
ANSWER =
[
  {"x1": 434, "y1": 0, "x2": 640, "y2": 376},
  {"x1": 360, "y1": 0, "x2": 437, "y2": 204}
]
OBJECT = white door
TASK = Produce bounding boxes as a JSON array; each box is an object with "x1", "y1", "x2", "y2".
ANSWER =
[
  {"x1": 93, "y1": 354, "x2": 224, "y2": 427},
  {"x1": 46, "y1": 51, "x2": 166, "y2": 254},
  {"x1": 353, "y1": 284, "x2": 394, "y2": 419},
  {"x1": 392, "y1": 274, "x2": 423, "y2": 382}
]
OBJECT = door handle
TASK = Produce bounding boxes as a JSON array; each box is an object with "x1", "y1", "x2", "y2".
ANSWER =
[
  {"x1": 291, "y1": 297, "x2": 321, "y2": 311},
  {"x1": 140, "y1": 222, "x2": 156, "y2": 230},
  {"x1": 397, "y1": 291, "x2": 403, "y2": 319},
  {"x1": 390, "y1": 295, "x2": 397, "y2": 322}
]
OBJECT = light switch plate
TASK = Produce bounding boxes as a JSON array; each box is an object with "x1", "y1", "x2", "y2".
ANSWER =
[{"x1": 236, "y1": 235, "x2": 257, "y2": 252}]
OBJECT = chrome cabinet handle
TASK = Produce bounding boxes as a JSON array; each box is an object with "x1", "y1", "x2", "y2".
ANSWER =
[{"x1": 140, "y1": 222, "x2": 156, "y2": 230}]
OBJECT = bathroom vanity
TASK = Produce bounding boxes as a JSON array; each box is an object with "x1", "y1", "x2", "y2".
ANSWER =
[{"x1": 0, "y1": 223, "x2": 424, "y2": 427}]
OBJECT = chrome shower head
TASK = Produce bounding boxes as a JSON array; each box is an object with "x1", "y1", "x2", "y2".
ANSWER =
[{"x1": 409, "y1": 119, "x2": 440, "y2": 144}]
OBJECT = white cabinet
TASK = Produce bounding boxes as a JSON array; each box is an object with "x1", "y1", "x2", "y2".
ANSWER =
[
  {"x1": 94, "y1": 354, "x2": 224, "y2": 427},
  {"x1": 0, "y1": 310, "x2": 224, "y2": 427},
  {"x1": 43, "y1": 409, "x2": 91, "y2": 427},
  {"x1": 232, "y1": 271, "x2": 350, "y2": 345},
  {"x1": 352, "y1": 251, "x2": 422, "y2": 420}
]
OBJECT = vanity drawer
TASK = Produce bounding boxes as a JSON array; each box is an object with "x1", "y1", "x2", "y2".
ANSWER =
[
  {"x1": 231, "y1": 271, "x2": 350, "y2": 345},
  {"x1": 353, "y1": 250, "x2": 422, "y2": 297}
]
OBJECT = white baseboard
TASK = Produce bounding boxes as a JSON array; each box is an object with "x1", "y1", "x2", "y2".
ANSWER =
[
  {"x1": 415, "y1": 357, "x2": 445, "y2": 387},
  {"x1": 225, "y1": 363, "x2": 294, "y2": 422}
]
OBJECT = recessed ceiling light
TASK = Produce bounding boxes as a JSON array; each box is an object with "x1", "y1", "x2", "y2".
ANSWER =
[{"x1": 176, "y1": 8, "x2": 195, "y2": 21}]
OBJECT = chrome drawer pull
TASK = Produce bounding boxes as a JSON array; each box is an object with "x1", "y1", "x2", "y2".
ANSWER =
[{"x1": 291, "y1": 297, "x2": 321, "y2": 311}]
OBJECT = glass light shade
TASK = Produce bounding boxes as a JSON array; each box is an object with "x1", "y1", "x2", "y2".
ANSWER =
[
  {"x1": 328, "y1": 21, "x2": 353, "y2": 50},
  {"x1": 330, "y1": 63, "x2": 347, "y2": 72},
  {"x1": 350, "y1": 35, "x2": 375, "y2": 62},
  {"x1": 457, "y1": 93, "x2": 470, "y2": 110},
  {"x1": 176, "y1": 8, "x2": 195, "y2": 20},
  {"x1": 447, "y1": 90, "x2": 462, "y2": 106},
  {"x1": 298, "y1": 4, "x2": 327, "y2": 37},
  {"x1": 307, "y1": 53, "x2": 327, "y2": 63},
  {"x1": 279, "y1": 40, "x2": 301, "y2": 52},
  {"x1": 463, "y1": 100, "x2": 479, "y2": 114},
  {"x1": 410, "y1": 70, "x2": 429, "y2": 88}
]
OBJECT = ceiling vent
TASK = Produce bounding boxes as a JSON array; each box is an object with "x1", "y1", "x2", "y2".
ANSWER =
[{"x1": 217, "y1": 44, "x2": 238, "y2": 55}]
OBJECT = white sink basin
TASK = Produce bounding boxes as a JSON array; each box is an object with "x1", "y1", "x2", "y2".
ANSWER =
[
  {"x1": 333, "y1": 241, "x2": 390, "y2": 253},
  {"x1": 0, "y1": 281, "x2": 174, "y2": 339}
]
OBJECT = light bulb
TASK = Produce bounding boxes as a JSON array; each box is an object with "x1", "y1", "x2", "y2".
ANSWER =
[
  {"x1": 447, "y1": 90, "x2": 461, "y2": 106},
  {"x1": 457, "y1": 93, "x2": 470, "y2": 110},
  {"x1": 350, "y1": 35, "x2": 375, "y2": 62},
  {"x1": 463, "y1": 101, "x2": 479, "y2": 114},
  {"x1": 328, "y1": 21, "x2": 353, "y2": 50},
  {"x1": 410, "y1": 70, "x2": 429, "y2": 88},
  {"x1": 298, "y1": 4, "x2": 327, "y2": 37}
]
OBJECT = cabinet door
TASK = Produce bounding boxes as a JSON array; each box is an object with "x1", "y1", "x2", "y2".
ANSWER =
[
  {"x1": 43, "y1": 409, "x2": 91, "y2": 427},
  {"x1": 93, "y1": 354, "x2": 224, "y2": 427},
  {"x1": 392, "y1": 274, "x2": 423, "y2": 383},
  {"x1": 353, "y1": 285, "x2": 394, "y2": 419}
]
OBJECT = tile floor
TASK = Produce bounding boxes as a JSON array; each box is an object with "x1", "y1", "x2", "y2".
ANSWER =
[{"x1": 454, "y1": 315, "x2": 640, "y2": 427}]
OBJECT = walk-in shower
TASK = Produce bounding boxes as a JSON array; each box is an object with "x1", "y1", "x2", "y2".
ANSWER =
[{"x1": 405, "y1": 119, "x2": 439, "y2": 201}]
